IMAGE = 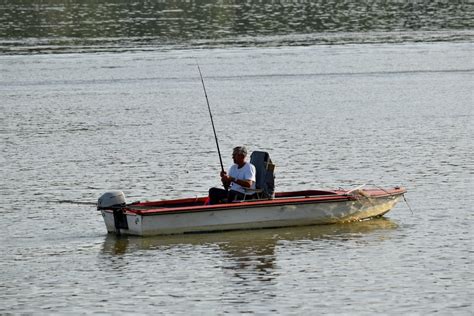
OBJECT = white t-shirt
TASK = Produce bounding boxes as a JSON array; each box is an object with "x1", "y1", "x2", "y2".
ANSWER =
[{"x1": 229, "y1": 162, "x2": 256, "y2": 194}]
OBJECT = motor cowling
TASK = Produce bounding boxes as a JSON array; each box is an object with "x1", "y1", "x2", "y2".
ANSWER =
[{"x1": 98, "y1": 191, "x2": 126, "y2": 210}]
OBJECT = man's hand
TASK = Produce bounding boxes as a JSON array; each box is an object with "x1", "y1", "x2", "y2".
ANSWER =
[{"x1": 220, "y1": 171, "x2": 231, "y2": 187}]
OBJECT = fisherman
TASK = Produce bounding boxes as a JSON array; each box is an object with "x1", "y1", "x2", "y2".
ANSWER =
[{"x1": 208, "y1": 146, "x2": 256, "y2": 204}]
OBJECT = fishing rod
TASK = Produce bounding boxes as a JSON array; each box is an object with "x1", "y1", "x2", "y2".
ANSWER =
[{"x1": 197, "y1": 63, "x2": 225, "y2": 174}]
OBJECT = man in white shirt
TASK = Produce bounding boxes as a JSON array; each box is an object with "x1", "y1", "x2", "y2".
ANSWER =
[{"x1": 208, "y1": 146, "x2": 256, "y2": 204}]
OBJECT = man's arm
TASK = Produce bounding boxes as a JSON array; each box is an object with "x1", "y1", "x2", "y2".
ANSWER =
[{"x1": 230, "y1": 177, "x2": 253, "y2": 188}]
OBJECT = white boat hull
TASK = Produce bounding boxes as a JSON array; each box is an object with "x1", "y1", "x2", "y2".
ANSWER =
[{"x1": 100, "y1": 193, "x2": 403, "y2": 236}]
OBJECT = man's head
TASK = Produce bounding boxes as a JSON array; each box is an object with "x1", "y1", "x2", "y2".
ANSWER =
[{"x1": 232, "y1": 146, "x2": 247, "y2": 166}]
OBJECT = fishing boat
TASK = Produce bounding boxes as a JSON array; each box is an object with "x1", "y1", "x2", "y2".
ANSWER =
[
  {"x1": 97, "y1": 69, "x2": 406, "y2": 236},
  {"x1": 97, "y1": 150, "x2": 406, "y2": 236},
  {"x1": 97, "y1": 186, "x2": 406, "y2": 237}
]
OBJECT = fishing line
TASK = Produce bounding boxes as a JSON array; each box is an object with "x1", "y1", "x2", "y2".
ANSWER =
[
  {"x1": 49, "y1": 200, "x2": 97, "y2": 206},
  {"x1": 402, "y1": 195, "x2": 414, "y2": 215}
]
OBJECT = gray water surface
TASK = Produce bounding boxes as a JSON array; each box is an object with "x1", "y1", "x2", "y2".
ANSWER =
[
  {"x1": 1, "y1": 42, "x2": 473, "y2": 314},
  {"x1": 1, "y1": 0, "x2": 473, "y2": 312},
  {"x1": 1, "y1": 0, "x2": 473, "y2": 53}
]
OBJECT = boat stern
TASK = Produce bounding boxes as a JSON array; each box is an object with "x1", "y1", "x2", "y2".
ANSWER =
[{"x1": 98, "y1": 191, "x2": 144, "y2": 235}]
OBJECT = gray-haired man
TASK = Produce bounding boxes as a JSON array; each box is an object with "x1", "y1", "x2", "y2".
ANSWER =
[{"x1": 208, "y1": 146, "x2": 256, "y2": 204}]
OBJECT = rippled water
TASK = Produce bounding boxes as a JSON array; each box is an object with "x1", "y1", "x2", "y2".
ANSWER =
[
  {"x1": 1, "y1": 42, "x2": 473, "y2": 314},
  {"x1": 1, "y1": 0, "x2": 473, "y2": 314},
  {"x1": 1, "y1": 0, "x2": 473, "y2": 53}
]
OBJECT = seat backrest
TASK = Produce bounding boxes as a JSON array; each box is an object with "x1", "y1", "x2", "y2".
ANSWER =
[{"x1": 250, "y1": 151, "x2": 275, "y2": 199}]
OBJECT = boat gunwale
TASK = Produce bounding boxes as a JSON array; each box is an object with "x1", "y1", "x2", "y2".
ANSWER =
[{"x1": 117, "y1": 188, "x2": 406, "y2": 216}]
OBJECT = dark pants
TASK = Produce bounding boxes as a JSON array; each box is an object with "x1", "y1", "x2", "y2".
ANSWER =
[{"x1": 208, "y1": 188, "x2": 254, "y2": 205}]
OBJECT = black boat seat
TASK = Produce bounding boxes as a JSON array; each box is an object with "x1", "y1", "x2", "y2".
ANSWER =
[{"x1": 243, "y1": 151, "x2": 275, "y2": 200}]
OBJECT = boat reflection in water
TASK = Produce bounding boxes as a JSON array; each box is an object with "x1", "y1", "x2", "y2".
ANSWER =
[{"x1": 100, "y1": 218, "x2": 399, "y2": 275}]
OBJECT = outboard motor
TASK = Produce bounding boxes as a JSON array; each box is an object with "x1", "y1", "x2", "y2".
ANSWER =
[{"x1": 97, "y1": 191, "x2": 126, "y2": 210}]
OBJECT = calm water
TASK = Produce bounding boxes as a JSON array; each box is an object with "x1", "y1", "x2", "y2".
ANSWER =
[{"x1": 1, "y1": 1, "x2": 473, "y2": 315}]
